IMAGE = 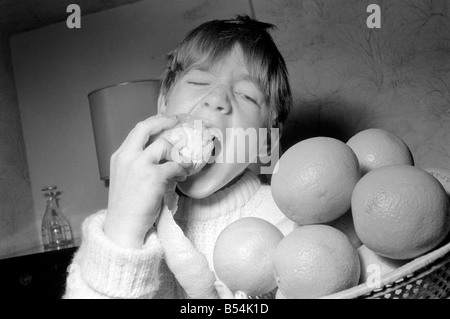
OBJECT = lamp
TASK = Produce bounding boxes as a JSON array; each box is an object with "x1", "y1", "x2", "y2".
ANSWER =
[{"x1": 88, "y1": 79, "x2": 160, "y2": 180}]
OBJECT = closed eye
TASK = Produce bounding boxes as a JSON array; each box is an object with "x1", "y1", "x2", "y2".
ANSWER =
[
  {"x1": 187, "y1": 81, "x2": 210, "y2": 86},
  {"x1": 236, "y1": 92, "x2": 259, "y2": 106}
]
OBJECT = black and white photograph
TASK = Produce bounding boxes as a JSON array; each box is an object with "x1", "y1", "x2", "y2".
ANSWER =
[{"x1": 0, "y1": 0, "x2": 449, "y2": 305}]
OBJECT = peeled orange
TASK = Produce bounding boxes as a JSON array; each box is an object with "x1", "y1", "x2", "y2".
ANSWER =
[
  {"x1": 213, "y1": 217, "x2": 284, "y2": 296},
  {"x1": 160, "y1": 115, "x2": 217, "y2": 176},
  {"x1": 271, "y1": 137, "x2": 360, "y2": 224},
  {"x1": 351, "y1": 164, "x2": 450, "y2": 260},
  {"x1": 273, "y1": 224, "x2": 360, "y2": 299},
  {"x1": 347, "y1": 128, "x2": 414, "y2": 176}
]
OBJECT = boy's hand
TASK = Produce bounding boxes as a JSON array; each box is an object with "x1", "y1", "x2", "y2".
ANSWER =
[
  {"x1": 104, "y1": 114, "x2": 192, "y2": 248},
  {"x1": 214, "y1": 280, "x2": 248, "y2": 299}
]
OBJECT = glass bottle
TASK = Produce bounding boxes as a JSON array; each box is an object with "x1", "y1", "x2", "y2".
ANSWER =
[{"x1": 41, "y1": 186, "x2": 73, "y2": 250}]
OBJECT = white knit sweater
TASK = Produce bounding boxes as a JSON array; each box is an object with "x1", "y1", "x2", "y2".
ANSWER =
[{"x1": 63, "y1": 170, "x2": 297, "y2": 299}]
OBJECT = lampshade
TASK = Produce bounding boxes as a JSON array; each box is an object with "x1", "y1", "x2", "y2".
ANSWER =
[{"x1": 88, "y1": 79, "x2": 160, "y2": 180}]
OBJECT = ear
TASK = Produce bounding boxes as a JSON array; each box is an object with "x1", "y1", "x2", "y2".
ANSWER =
[{"x1": 157, "y1": 93, "x2": 167, "y2": 115}]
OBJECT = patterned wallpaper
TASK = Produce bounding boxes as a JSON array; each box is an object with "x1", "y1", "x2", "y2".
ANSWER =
[{"x1": 254, "y1": 0, "x2": 450, "y2": 169}]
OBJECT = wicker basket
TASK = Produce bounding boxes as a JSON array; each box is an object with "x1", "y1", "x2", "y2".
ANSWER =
[
  {"x1": 249, "y1": 235, "x2": 450, "y2": 299},
  {"x1": 323, "y1": 236, "x2": 450, "y2": 299}
]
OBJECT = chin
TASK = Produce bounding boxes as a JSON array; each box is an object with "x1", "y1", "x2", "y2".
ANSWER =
[
  {"x1": 177, "y1": 164, "x2": 222, "y2": 199},
  {"x1": 177, "y1": 163, "x2": 246, "y2": 199},
  {"x1": 177, "y1": 182, "x2": 214, "y2": 199}
]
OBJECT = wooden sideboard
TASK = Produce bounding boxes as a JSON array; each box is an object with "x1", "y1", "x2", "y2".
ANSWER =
[{"x1": 0, "y1": 243, "x2": 79, "y2": 299}]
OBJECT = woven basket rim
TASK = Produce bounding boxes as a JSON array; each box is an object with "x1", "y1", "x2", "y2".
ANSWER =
[{"x1": 321, "y1": 237, "x2": 450, "y2": 299}]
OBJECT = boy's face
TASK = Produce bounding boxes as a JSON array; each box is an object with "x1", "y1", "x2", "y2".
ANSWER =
[{"x1": 159, "y1": 45, "x2": 270, "y2": 198}]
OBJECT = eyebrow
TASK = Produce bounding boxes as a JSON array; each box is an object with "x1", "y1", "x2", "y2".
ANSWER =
[
  {"x1": 238, "y1": 75, "x2": 264, "y2": 93},
  {"x1": 186, "y1": 66, "x2": 264, "y2": 92},
  {"x1": 240, "y1": 74, "x2": 258, "y2": 84},
  {"x1": 185, "y1": 64, "x2": 212, "y2": 74}
]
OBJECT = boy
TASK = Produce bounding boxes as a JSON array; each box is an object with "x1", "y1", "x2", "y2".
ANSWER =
[{"x1": 64, "y1": 15, "x2": 295, "y2": 299}]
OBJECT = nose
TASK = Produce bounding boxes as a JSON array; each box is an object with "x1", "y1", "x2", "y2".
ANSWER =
[{"x1": 201, "y1": 86, "x2": 231, "y2": 114}]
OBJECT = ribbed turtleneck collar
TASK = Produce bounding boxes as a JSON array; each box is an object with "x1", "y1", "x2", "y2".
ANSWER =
[{"x1": 176, "y1": 170, "x2": 262, "y2": 221}]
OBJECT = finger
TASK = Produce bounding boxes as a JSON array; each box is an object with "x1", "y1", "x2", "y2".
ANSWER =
[
  {"x1": 114, "y1": 114, "x2": 175, "y2": 155},
  {"x1": 173, "y1": 174, "x2": 188, "y2": 183},
  {"x1": 143, "y1": 138, "x2": 173, "y2": 164},
  {"x1": 214, "y1": 280, "x2": 235, "y2": 299},
  {"x1": 159, "y1": 161, "x2": 190, "y2": 181},
  {"x1": 120, "y1": 114, "x2": 179, "y2": 153},
  {"x1": 234, "y1": 291, "x2": 248, "y2": 299},
  {"x1": 144, "y1": 138, "x2": 193, "y2": 168}
]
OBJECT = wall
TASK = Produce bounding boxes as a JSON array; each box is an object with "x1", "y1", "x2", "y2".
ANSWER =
[
  {"x1": 0, "y1": 35, "x2": 36, "y2": 256},
  {"x1": 4, "y1": 0, "x2": 450, "y2": 255},
  {"x1": 9, "y1": 0, "x2": 252, "y2": 250},
  {"x1": 0, "y1": 0, "x2": 145, "y2": 256},
  {"x1": 253, "y1": 0, "x2": 450, "y2": 170}
]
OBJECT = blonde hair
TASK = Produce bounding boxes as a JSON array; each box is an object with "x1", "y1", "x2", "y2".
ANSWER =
[{"x1": 160, "y1": 15, "x2": 292, "y2": 132}]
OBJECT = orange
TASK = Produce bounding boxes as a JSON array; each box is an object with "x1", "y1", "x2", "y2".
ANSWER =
[
  {"x1": 271, "y1": 137, "x2": 360, "y2": 224},
  {"x1": 346, "y1": 128, "x2": 414, "y2": 176},
  {"x1": 325, "y1": 209, "x2": 362, "y2": 249},
  {"x1": 273, "y1": 224, "x2": 360, "y2": 299},
  {"x1": 357, "y1": 245, "x2": 408, "y2": 285},
  {"x1": 424, "y1": 167, "x2": 450, "y2": 197},
  {"x1": 275, "y1": 289, "x2": 286, "y2": 299},
  {"x1": 351, "y1": 164, "x2": 450, "y2": 260},
  {"x1": 213, "y1": 217, "x2": 284, "y2": 296}
]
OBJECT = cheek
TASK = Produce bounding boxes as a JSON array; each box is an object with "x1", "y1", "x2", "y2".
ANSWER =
[
  {"x1": 231, "y1": 110, "x2": 270, "y2": 143},
  {"x1": 164, "y1": 94, "x2": 186, "y2": 115},
  {"x1": 164, "y1": 86, "x2": 206, "y2": 115},
  {"x1": 221, "y1": 125, "x2": 265, "y2": 163},
  {"x1": 240, "y1": 103, "x2": 270, "y2": 128}
]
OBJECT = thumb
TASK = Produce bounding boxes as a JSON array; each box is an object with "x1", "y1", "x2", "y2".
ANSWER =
[{"x1": 214, "y1": 280, "x2": 234, "y2": 299}]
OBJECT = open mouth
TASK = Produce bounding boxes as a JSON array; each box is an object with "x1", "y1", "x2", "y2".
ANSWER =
[
  {"x1": 211, "y1": 137, "x2": 217, "y2": 157},
  {"x1": 207, "y1": 135, "x2": 222, "y2": 164}
]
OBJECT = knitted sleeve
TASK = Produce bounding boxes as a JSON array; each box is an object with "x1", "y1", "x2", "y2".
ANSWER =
[{"x1": 63, "y1": 210, "x2": 179, "y2": 299}]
